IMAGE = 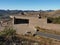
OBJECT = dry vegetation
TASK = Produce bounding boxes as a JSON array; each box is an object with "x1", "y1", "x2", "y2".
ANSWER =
[
  {"x1": 0, "y1": 27, "x2": 60, "y2": 45},
  {"x1": 19, "y1": 34, "x2": 60, "y2": 45}
]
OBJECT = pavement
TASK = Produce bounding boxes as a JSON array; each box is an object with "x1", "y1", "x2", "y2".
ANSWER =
[{"x1": 36, "y1": 31, "x2": 60, "y2": 40}]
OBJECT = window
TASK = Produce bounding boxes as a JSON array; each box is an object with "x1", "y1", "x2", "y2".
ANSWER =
[
  {"x1": 14, "y1": 18, "x2": 29, "y2": 24},
  {"x1": 47, "y1": 18, "x2": 52, "y2": 23}
]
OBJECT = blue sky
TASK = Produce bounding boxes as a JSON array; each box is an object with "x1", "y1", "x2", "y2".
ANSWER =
[{"x1": 0, "y1": 0, "x2": 60, "y2": 10}]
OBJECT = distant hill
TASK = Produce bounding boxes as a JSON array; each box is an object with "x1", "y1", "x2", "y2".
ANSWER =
[{"x1": 0, "y1": 10, "x2": 60, "y2": 18}]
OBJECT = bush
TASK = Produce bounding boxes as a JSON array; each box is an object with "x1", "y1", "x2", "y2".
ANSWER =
[
  {"x1": 0, "y1": 27, "x2": 17, "y2": 45},
  {"x1": 0, "y1": 27, "x2": 16, "y2": 36}
]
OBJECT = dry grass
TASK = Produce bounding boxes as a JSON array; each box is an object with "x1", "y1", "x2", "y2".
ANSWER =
[{"x1": 18, "y1": 34, "x2": 60, "y2": 45}]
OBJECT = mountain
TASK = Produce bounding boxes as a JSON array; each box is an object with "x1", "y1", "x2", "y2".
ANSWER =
[{"x1": 0, "y1": 10, "x2": 60, "y2": 18}]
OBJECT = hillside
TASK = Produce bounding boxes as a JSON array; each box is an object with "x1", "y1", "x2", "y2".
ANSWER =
[{"x1": 0, "y1": 10, "x2": 60, "y2": 18}]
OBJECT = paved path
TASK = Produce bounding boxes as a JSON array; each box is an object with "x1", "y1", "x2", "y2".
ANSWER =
[{"x1": 36, "y1": 32, "x2": 60, "y2": 40}]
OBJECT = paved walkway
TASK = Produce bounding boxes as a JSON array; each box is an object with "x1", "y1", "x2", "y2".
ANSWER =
[{"x1": 36, "y1": 32, "x2": 60, "y2": 40}]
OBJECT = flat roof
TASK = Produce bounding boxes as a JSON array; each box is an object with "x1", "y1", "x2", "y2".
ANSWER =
[{"x1": 10, "y1": 15, "x2": 39, "y2": 19}]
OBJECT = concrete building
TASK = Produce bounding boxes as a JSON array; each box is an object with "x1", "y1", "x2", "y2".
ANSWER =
[
  {"x1": 10, "y1": 15, "x2": 44, "y2": 35},
  {"x1": 10, "y1": 15, "x2": 60, "y2": 35}
]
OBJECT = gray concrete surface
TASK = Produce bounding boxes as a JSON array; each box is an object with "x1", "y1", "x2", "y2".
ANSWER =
[{"x1": 36, "y1": 31, "x2": 60, "y2": 40}]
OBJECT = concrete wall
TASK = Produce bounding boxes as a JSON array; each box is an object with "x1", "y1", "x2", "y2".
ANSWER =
[
  {"x1": 10, "y1": 16, "x2": 39, "y2": 34},
  {"x1": 38, "y1": 18, "x2": 60, "y2": 32},
  {"x1": 10, "y1": 15, "x2": 60, "y2": 34}
]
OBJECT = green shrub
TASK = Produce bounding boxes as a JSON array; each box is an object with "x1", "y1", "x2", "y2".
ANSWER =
[
  {"x1": 0, "y1": 27, "x2": 16, "y2": 36},
  {"x1": 0, "y1": 27, "x2": 17, "y2": 45}
]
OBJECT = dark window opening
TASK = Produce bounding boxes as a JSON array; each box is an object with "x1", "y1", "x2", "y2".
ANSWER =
[
  {"x1": 38, "y1": 14, "x2": 41, "y2": 19},
  {"x1": 36, "y1": 29, "x2": 39, "y2": 32},
  {"x1": 14, "y1": 18, "x2": 29, "y2": 24},
  {"x1": 47, "y1": 18, "x2": 52, "y2": 23},
  {"x1": 39, "y1": 16, "x2": 41, "y2": 19}
]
